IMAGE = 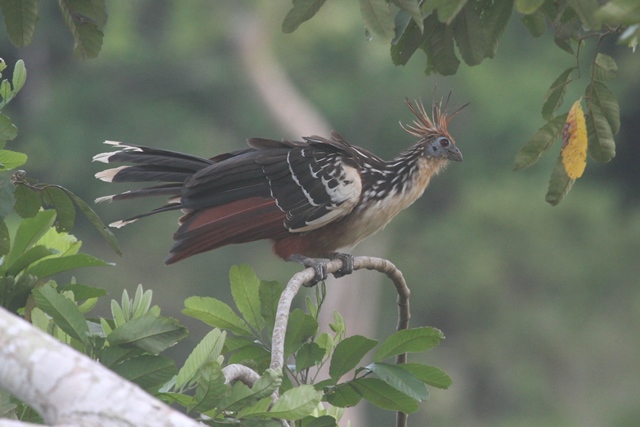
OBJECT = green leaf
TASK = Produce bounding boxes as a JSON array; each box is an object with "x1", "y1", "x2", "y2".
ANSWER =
[
  {"x1": 8, "y1": 210, "x2": 56, "y2": 266},
  {"x1": 0, "y1": 174, "x2": 16, "y2": 220},
  {"x1": 315, "y1": 332, "x2": 334, "y2": 358},
  {"x1": 365, "y1": 362, "x2": 429, "y2": 401},
  {"x1": 521, "y1": 10, "x2": 547, "y2": 37},
  {"x1": 0, "y1": 220, "x2": 10, "y2": 256},
  {"x1": 453, "y1": 3, "x2": 486, "y2": 66},
  {"x1": 228, "y1": 342, "x2": 271, "y2": 367},
  {"x1": 596, "y1": 0, "x2": 640, "y2": 26},
  {"x1": 542, "y1": 67, "x2": 575, "y2": 120},
  {"x1": 5, "y1": 245, "x2": 56, "y2": 277},
  {"x1": 359, "y1": 0, "x2": 395, "y2": 40},
  {"x1": 436, "y1": 0, "x2": 468, "y2": 24},
  {"x1": 249, "y1": 368, "x2": 283, "y2": 400},
  {"x1": 0, "y1": 114, "x2": 17, "y2": 142},
  {"x1": 33, "y1": 284, "x2": 90, "y2": 348},
  {"x1": 25, "y1": 253, "x2": 112, "y2": 278},
  {"x1": 42, "y1": 187, "x2": 76, "y2": 232},
  {"x1": 324, "y1": 382, "x2": 362, "y2": 407},
  {"x1": 480, "y1": 0, "x2": 513, "y2": 58},
  {"x1": 107, "y1": 312, "x2": 188, "y2": 354},
  {"x1": 0, "y1": 149, "x2": 27, "y2": 171},
  {"x1": 329, "y1": 335, "x2": 378, "y2": 382},
  {"x1": 592, "y1": 53, "x2": 617, "y2": 82},
  {"x1": 176, "y1": 328, "x2": 226, "y2": 389},
  {"x1": 14, "y1": 185, "x2": 42, "y2": 218},
  {"x1": 63, "y1": 283, "x2": 108, "y2": 300},
  {"x1": 374, "y1": 327, "x2": 444, "y2": 362},
  {"x1": 421, "y1": 14, "x2": 460, "y2": 76},
  {"x1": 393, "y1": 0, "x2": 423, "y2": 32},
  {"x1": 183, "y1": 296, "x2": 251, "y2": 336},
  {"x1": 230, "y1": 264, "x2": 264, "y2": 333},
  {"x1": 296, "y1": 342, "x2": 325, "y2": 371},
  {"x1": 568, "y1": 0, "x2": 600, "y2": 29},
  {"x1": 63, "y1": 188, "x2": 121, "y2": 255},
  {"x1": 57, "y1": 0, "x2": 106, "y2": 59},
  {"x1": 190, "y1": 360, "x2": 228, "y2": 413},
  {"x1": 237, "y1": 396, "x2": 273, "y2": 418},
  {"x1": 285, "y1": 309, "x2": 319, "y2": 357},
  {"x1": 269, "y1": 385, "x2": 322, "y2": 420},
  {"x1": 587, "y1": 81, "x2": 620, "y2": 135},
  {"x1": 545, "y1": 154, "x2": 575, "y2": 206},
  {"x1": 0, "y1": 0, "x2": 39, "y2": 47},
  {"x1": 282, "y1": 0, "x2": 328, "y2": 33},
  {"x1": 350, "y1": 377, "x2": 419, "y2": 413},
  {"x1": 111, "y1": 355, "x2": 176, "y2": 390},
  {"x1": 399, "y1": 363, "x2": 453, "y2": 389},
  {"x1": 391, "y1": 19, "x2": 427, "y2": 66},
  {"x1": 259, "y1": 279, "x2": 284, "y2": 334},
  {"x1": 585, "y1": 102, "x2": 616, "y2": 163},
  {"x1": 11, "y1": 59, "x2": 26, "y2": 94},
  {"x1": 514, "y1": 113, "x2": 568, "y2": 171},
  {"x1": 515, "y1": 0, "x2": 545, "y2": 14}
]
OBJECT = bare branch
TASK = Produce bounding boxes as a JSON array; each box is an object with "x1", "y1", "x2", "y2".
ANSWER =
[{"x1": 221, "y1": 364, "x2": 260, "y2": 387}]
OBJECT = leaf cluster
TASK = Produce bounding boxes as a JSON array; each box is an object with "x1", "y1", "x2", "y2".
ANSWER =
[{"x1": 0, "y1": 0, "x2": 106, "y2": 58}]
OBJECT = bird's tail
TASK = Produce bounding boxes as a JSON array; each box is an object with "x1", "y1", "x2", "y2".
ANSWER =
[{"x1": 93, "y1": 141, "x2": 214, "y2": 227}]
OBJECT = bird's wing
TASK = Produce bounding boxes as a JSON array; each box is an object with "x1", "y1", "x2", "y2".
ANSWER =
[{"x1": 253, "y1": 135, "x2": 363, "y2": 232}]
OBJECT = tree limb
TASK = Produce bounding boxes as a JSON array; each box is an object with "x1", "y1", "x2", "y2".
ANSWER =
[{"x1": 0, "y1": 307, "x2": 201, "y2": 427}]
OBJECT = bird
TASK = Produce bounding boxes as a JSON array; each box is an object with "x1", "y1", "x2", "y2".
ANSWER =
[{"x1": 93, "y1": 98, "x2": 464, "y2": 284}]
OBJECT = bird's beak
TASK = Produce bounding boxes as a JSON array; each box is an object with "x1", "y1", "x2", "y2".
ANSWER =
[{"x1": 447, "y1": 146, "x2": 463, "y2": 162}]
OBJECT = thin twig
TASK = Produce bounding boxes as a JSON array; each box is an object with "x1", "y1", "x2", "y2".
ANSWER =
[{"x1": 269, "y1": 256, "x2": 411, "y2": 427}]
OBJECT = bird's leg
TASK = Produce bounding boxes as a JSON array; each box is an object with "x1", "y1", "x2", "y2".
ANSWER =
[
  {"x1": 288, "y1": 254, "x2": 328, "y2": 287},
  {"x1": 328, "y1": 252, "x2": 354, "y2": 278}
]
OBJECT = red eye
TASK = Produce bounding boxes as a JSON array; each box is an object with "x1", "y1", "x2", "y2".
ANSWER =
[{"x1": 439, "y1": 138, "x2": 450, "y2": 147}]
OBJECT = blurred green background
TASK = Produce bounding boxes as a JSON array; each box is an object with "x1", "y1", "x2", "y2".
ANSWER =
[{"x1": 2, "y1": 2, "x2": 639, "y2": 426}]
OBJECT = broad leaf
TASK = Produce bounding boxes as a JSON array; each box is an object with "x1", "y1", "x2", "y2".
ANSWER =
[
  {"x1": 394, "y1": 0, "x2": 423, "y2": 31},
  {"x1": 350, "y1": 377, "x2": 419, "y2": 413},
  {"x1": 561, "y1": 100, "x2": 588, "y2": 179},
  {"x1": 374, "y1": 327, "x2": 444, "y2": 362},
  {"x1": 596, "y1": 0, "x2": 640, "y2": 25},
  {"x1": 359, "y1": 0, "x2": 395, "y2": 40},
  {"x1": 0, "y1": 220, "x2": 10, "y2": 256},
  {"x1": 63, "y1": 283, "x2": 108, "y2": 300},
  {"x1": 545, "y1": 155, "x2": 574, "y2": 206},
  {"x1": 5, "y1": 245, "x2": 56, "y2": 277},
  {"x1": 567, "y1": 0, "x2": 599, "y2": 29},
  {"x1": 176, "y1": 328, "x2": 226, "y2": 389},
  {"x1": 282, "y1": 0, "x2": 328, "y2": 33},
  {"x1": 25, "y1": 253, "x2": 112, "y2": 278},
  {"x1": 43, "y1": 187, "x2": 76, "y2": 232},
  {"x1": 0, "y1": 174, "x2": 15, "y2": 220},
  {"x1": 399, "y1": 363, "x2": 453, "y2": 389},
  {"x1": 514, "y1": 113, "x2": 567, "y2": 171},
  {"x1": 453, "y1": 3, "x2": 486, "y2": 66},
  {"x1": 324, "y1": 382, "x2": 362, "y2": 407},
  {"x1": 57, "y1": 0, "x2": 106, "y2": 58},
  {"x1": 296, "y1": 342, "x2": 325, "y2": 371},
  {"x1": 366, "y1": 362, "x2": 428, "y2": 401},
  {"x1": 0, "y1": 149, "x2": 27, "y2": 171},
  {"x1": 284, "y1": 309, "x2": 319, "y2": 357},
  {"x1": 230, "y1": 264, "x2": 264, "y2": 332},
  {"x1": 183, "y1": 296, "x2": 251, "y2": 336},
  {"x1": 585, "y1": 102, "x2": 616, "y2": 163},
  {"x1": 268, "y1": 385, "x2": 322, "y2": 419},
  {"x1": 515, "y1": 0, "x2": 545, "y2": 14},
  {"x1": 521, "y1": 10, "x2": 546, "y2": 37},
  {"x1": 0, "y1": 0, "x2": 39, "y2": 47},
  {"x1": 111, "y1": 355, "x2": 176, "y2": 390},
  {"x1": 592, "y1": 53, "x2": 617, "y2": 82},
  {"x1": 0, "y1": 114, "x2": 17, "y2": 142},
  {"x1": 107, "y1": 311, "x2": 188, "y2": 354},
  {"x1": 329, "y1": 335, "x2": 378, "y2": 381},
  {"x1": 391, "y1": 19, "x2": 427, "y2": 66},
  {"x1": 587, "y1": 81, "x2": 620, "y2": 134},
  {"x1": 33, "y1": 284, "x2": 90, "y2": 348},
  {"x1": 14, "y1": 185, "x2": 42, "y2": 218},
  {"x1": 436, "y1": 0, "x2": 468, "y2": 24},
  {"x1": 259, "y1": 279, "x2": 284, "y2": 334},
  {"x1": 190, "y1": 360, "x2": 228, "y2": 413},
  {"x1": 422, "y1": 14, "x2": 460, "y2": 76},
  {"x1": 542, "y1": 67, "x2": 575, "y2": 120},
  {"x1": 481, "y1": 0, "x2": 513, "y2": 58},
  {"x1": 8, "y1": 210, "x2": 56, "y2": 266}
]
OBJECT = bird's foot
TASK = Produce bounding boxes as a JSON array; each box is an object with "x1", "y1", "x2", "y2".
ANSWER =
[
  {"x1": 328, "y1": 252, "x2": 354, "y2": 278},
  {"x1": 288, "y1": 254, "x2": 328, "y2": 287}
]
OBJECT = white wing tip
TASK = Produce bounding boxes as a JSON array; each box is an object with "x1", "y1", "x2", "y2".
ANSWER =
[
  {"x1": 95, "y1": 195, "x2": 114, "y2": 204},
  {"x1": 95, "y1": 166, "x2": 127, "y2": 182},
  {"x1": 109, "y1": 219, "x2": 137, "y2": 228}
]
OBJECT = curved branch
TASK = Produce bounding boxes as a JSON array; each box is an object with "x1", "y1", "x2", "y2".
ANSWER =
[{"x1": 222, "y1": 363, "x2": 260, "y2": 387}]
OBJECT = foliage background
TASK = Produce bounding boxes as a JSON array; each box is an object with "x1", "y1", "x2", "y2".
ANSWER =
[{"x1": 2, "y1": 1, "x2": 640, "y2": 426}]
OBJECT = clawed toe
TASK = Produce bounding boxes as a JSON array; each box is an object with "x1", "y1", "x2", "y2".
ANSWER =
[{"x1": 329, "y1": 252, "x2": 354, "y2": 278}]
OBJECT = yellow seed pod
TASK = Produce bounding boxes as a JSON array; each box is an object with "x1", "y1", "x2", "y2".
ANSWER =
[{"x1": 561, "y1": 100, "x2": 588, "y2": 179}]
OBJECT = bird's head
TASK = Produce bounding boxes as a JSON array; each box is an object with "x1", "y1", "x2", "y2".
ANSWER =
[{"x1": 401, "y1": 97, "x2": 465, "y2": 162}]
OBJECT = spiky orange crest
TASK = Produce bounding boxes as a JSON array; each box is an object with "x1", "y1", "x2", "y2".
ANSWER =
[{"x1": 400, "y1": 97, "x2": 467, "y2": 141}]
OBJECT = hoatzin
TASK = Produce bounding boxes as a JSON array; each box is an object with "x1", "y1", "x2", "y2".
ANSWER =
[{"x1": 94, "y1": 99, "x2": 463, "y2": 284}]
